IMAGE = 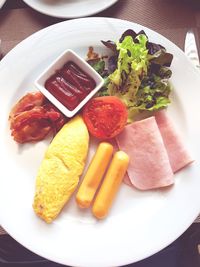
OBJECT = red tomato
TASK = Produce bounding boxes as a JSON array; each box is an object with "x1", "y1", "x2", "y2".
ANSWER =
[{"x1": 82, "y1": 96, "x2": 128, "y2": 139}]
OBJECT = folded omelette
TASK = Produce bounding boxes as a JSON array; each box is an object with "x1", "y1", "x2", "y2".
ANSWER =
[{"x1": 33, "y1": 115, "x2": 89, "y2": 223}]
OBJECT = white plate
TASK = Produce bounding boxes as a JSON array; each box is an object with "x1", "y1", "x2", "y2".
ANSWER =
[
  {"x1": 22, "y1": 0, "x2": 118, "y2": 18},
  {"x1": 0, "y1": 18, "x2": 200, "y2": 267},
  {"x1": 0, "y1": 0, "x2": 6, "y2": 8}
]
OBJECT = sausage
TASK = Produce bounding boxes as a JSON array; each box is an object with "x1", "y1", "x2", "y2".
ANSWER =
[
  {"x1": 76, "y1": 142, "x2": 113, "y2": 208},
  {"x1": 92, "y1": 151, "x2": 129, "y2": 219}
]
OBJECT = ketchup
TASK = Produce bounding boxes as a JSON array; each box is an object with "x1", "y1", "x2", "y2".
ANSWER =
[{"x1": 45, "y1": 62, "x2": 96, "y2": 111}]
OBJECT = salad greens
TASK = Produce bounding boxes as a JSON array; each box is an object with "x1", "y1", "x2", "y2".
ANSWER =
[{"x1": 87, "y1": 29, "x2": 173, "y2": 122}]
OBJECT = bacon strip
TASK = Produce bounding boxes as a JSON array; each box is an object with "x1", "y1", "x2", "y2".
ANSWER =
[
  {"x1": 9, "y1": 92, "x2": 45, "y2": 120},
  {"x1": 9, "y1": 92, "x2": 67, "y2": 144}
]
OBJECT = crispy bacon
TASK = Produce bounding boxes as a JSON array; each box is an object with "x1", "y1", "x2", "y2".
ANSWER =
[
  {"x1": 9, "y1": 92, "x2": 45, "y2": 120},
  {"x1": 9, "y1": 92, "x2": 67, "y2": 143}
]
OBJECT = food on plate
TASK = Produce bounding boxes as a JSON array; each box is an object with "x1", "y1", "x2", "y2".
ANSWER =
[
  {"x1": 33, "y1": 115, "x2": 89, "y2": 223},
  {"x1": 87, "y1": 29, "x2": 173, "y2": 122},
  {"x1": 116, "y1": 111, "x2": 194, "y2": 189},
  {"x1": 9, "y1": 92, "x2": 67, "y2": 143},
  {"x1": 8, "y1": 28, "x2": 194, "y2": 222},
  {"x1": 92, "y1": 151, "x2": 129, "y2": 219},
  {"x1": 154, "y1": 110, "x2": 194, "y2": 172},
  {"x1": 87, "y1": 46, "x2": 101, "y2": 60},
  {"x1": 123, "y1": 173, "x2": 133, "y2": 187},
  {"x1": 116, "y1": 117, "x2": 174, "y2": 190},
  {"x1": 76, "y1": 142, "x2": 113, "y2": 208},
  {"x1": 82, "y1": 96, "x2": 128, "y2": 139},
  {"x1": 9, "y1": 91, "x2": 44, "y2": 119},
  {"x1": 45, "y1": 61, "x2": 96, "y2": 111}
]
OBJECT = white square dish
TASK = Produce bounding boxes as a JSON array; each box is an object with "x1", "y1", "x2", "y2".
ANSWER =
[{"x1": 34, "y1": 49, "x2": 104, "y2": 117}]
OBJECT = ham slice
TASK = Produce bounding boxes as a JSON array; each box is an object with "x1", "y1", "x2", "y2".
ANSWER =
[
  {"x1": 123, "y1": 173, "x2": 133, "y2": 187},
  {"x1": 155, "y1": 110, "x2": 194, "y2": 173},
  {"x1": 116, "y1": 117, "x2": 174, "y2": 190}
]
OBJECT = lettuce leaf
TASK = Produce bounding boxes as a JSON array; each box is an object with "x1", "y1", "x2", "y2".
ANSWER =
[
  {"x1": 108, "y1": 35, "x2": 148, "y2": 88},
  {"x1": 90, "y1": 29, "x2": 173, "y2": 122}
]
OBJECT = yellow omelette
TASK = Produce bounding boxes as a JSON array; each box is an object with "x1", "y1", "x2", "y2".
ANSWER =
[{"x1": 33, "y1": 115, "x2": 89, "y2": 223}]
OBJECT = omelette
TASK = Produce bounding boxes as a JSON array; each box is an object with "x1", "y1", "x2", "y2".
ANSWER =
[{"x1": 33, "y1": 115, "x2": 89, "y2": 223}]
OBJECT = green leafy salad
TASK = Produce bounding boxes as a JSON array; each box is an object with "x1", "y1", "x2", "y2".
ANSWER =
[{"x1": 87, "y1": 29, "x2": 173, "y2": 122}]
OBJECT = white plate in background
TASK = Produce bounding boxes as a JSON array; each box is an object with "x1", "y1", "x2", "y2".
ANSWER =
[
  {"x1": 0, "y1": 18, "x2": 200, "y2": 267},
  {"x1": 0, "y1": 0, "x2": 6, "y2": 8},
  {"x1": 23, "y1": 0, "x2": 118, "y2": 18}
]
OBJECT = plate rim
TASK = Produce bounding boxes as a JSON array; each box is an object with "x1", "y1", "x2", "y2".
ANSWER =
[
  {"x1": 0, "y1": 0, "x2": 6, "y2": 9},
  {"x1": 22, "y1": 0, "x2": 118, "y2": 18}
]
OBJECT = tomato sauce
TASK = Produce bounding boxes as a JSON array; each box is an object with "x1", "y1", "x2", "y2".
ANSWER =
[{"x1": 45, "y1": 62, "x2": 96, "y2": 111}]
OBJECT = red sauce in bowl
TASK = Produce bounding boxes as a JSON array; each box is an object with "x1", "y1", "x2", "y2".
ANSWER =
[{"x1": 45, "y1": 61, "x2": 96, "y2": 111}]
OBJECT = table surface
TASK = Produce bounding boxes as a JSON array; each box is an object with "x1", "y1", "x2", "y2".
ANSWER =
[
  {"x1": 1, "y1": 0, "x2": 200, "y2": 56},
  {"x1": 0, "y1": 0, "x2": 200, "y2": 266}
]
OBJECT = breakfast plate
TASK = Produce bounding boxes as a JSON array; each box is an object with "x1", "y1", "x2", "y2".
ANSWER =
[
  {"x1": 22, "y1": 0, "x2": 118, "y2": 18},
  {"x1": 0, "y1": 17, "x2": 200, "y2": 267}
]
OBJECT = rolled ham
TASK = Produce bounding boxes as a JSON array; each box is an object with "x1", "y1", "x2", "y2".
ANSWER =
[
  {"x1": 123, "y1": 173, "x2": 133, "y2": 187},
  {"x1": 155, "y1": 110, "x2": 194, "y2": 173},
  {"x1": 116, "y1": 117, "x2": 174, "y2": 190}
]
